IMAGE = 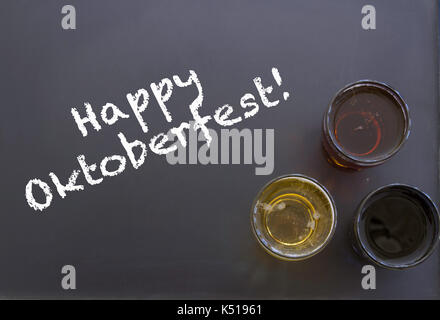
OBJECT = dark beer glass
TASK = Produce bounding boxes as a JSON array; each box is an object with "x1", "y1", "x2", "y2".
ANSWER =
[{"x1": 353, "y1": 184, "x2": 440, "y2": 269}]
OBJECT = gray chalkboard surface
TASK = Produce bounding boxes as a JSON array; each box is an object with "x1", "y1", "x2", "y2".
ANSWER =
[{"x1": 0, "y1": 0, "x2": 439, "y2": 299}]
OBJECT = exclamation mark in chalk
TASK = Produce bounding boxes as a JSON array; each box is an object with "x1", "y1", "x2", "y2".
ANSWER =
[{"x1": 272, "y1": 67, "x2": 290, "y2": 101}]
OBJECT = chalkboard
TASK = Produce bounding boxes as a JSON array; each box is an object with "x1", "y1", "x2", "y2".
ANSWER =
[{"x1": 0, "y1": 0, "x2": 439, "y2": 299}]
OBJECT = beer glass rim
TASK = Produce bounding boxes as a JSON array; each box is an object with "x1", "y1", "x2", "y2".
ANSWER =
[
  {"x1": 354, "y1": 183, "x2": 440, "y2": 270},
  {"x1": 250, "y1": 174, "x2": 337, "y2": 261},
  {"x1": 323, "y1": 80, "x2": 411, "y2": 167}
]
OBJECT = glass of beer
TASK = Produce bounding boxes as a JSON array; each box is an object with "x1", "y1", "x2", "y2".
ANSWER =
[
  {"x1": 322, "y1": 80, "x2": 410, "y2": 169},
  {"x1": 250, "y1": 174, "x2": 337, "y2": 261},
  {"x1": 353, "y1": 184, "x2": 440, "y2": 269}
]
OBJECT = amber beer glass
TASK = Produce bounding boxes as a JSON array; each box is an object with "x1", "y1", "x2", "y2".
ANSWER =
[{"x1": 322, "y1": 80, "x2": 410, "y2": 169}]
